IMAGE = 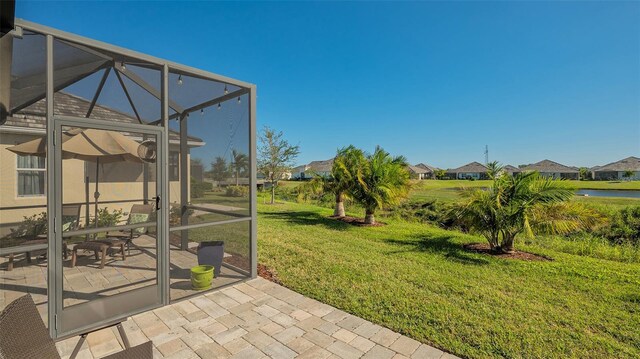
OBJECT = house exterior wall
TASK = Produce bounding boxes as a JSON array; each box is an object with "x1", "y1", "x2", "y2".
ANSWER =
[
  {"x1": 408, "y1": 170, "x2": 429, "y2": 180},
  {"x1": 292, "y1": 169, "x2": 330, "y2": 180},
  {"x1": 594, "y1": 170, "x2": 640, "y2": 181},
  {"x1": 291, "y1": 165, "x2": 307, "y2": 180},
  {"x1": 0, "y1": 133, "x2": 184, "y2": 237},
  {"x1": 455, "y1": 172, "x2": 488, "y2": 180},
  {"x1": 538, "y1": 172, "x2": 579, "y2": 180}
]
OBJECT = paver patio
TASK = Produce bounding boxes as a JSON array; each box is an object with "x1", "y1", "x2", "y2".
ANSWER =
[
  {"x1": 53, "y1": 277, "x2": 459, "y2": 359},
  {"x1": 0, "y1": 235, "x2": 249, "y2": 321}
]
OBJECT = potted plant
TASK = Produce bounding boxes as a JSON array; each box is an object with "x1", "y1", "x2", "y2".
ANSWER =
[{"x1": 190, "y1": 265, "x2": 214, "y2": 290}]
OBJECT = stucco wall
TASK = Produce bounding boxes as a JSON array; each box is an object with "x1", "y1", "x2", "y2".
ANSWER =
[{"x1": 1, "y1": 133, "x2": 185, "y2": 238}]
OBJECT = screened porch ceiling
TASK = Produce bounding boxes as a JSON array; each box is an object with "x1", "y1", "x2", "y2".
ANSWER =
[{"x1": 4, "y1": 25, "x2": 251, "y2": 127}]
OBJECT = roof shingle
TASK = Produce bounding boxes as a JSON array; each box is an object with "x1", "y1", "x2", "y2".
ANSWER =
[
  {"x1": 593, "y1": 156, "x2": 640, "y2": 172},
  {"x1": 520, "y1": 160, "x2": 578, "y2": 173}
]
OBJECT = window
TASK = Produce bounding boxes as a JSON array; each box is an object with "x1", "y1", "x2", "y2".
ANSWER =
[
  {"x1": 169, "y1": 152, "x2": 179, "y2": 181},
  {"x1": 17, "y1": 155, "x2": 46, "y2": 196}
]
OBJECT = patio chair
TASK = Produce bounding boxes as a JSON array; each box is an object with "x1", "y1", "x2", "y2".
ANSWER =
[
  {"x1": 105, "y1": 204, "x2": 155, "y2": 254},
  {"x1": 0, "y1": 294, "x2": 152, "y2": 359}
]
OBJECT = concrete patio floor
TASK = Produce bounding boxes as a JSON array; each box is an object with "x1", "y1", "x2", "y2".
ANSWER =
[{"x1": 54, "y1": 277, "x2": 459, "y2": 359}]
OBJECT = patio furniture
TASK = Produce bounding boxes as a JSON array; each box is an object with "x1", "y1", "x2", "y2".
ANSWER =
[
  {"x1": 1, "y1": 205, "x2": 80, "y2": 271},
  {"x1": 0, "y1": 239, "x2": 59, "y2": 272},
  {"x1": 71, "y1": 241, "x2": 125, "y2": 269},
  {"x1": 106, "y1": 204, "x2": 155, "y2": 254},
  {"x1": 0, "y1": 294, "x2": 152, "y2": 359}
]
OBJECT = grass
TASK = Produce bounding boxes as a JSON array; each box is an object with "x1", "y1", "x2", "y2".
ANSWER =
[
  {"x1": 409, "y1": 180, "x2": 640, "y2": 209},
  {"x1": 280, "y1": 180, "x2": 640, "y2": 209},
  {"x1": 257, "y1": 200, "x2": 640, "y2": 359},
  {"x1": 414, "y1": 179, "x2": 640, "y2": 190},
  {"x1": 526, "y1": 235, "x2": 640, "y2": 263},
  {"x1": 191, "y1": 189, "x2": 250, "y2": 208}
]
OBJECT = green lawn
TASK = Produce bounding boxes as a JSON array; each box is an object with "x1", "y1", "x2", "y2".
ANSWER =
[
  {"x1": 191, "y1": 189, "x2": 250, "y2": 208},
  {"x1": 257, "y1": 201, "x2": 640, "y2": 359},
  {"x1": 413, "y1": 179, "x2": 640, "y2": 191},
  {"x1": 410, "y1": 180, "x2": 640, "y2": 209},
  {"x1": 280, "y1": 180, "x2": 640, "y2": 208}
]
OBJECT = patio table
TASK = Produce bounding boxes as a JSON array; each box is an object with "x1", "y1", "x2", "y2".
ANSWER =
[{"x1": 71, "y1": 240, "x2": 125, "y2": 269}]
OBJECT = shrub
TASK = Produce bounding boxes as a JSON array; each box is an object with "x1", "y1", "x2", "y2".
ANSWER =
[
  {"x1": 226, "y1": 185, "x2": 249, "y2": 197},
  {"x1": 598, "y1": 206, "x2": 640, "y2": 246},
  {"x1": 8, "y1": 211, "x2": 47, "y2": 239},
  {"x1": 169, "y1": 205, "x2": 194, "y2": 226},
  {"x1": 383, "y1": 200, "x2": 457, "y2": 228},
  {"x1": 191, "y1": 179, "x2": 213, "y2": 198},
  {"x1": 90, "y1": 208, "x2": 124, "y2": 227}
]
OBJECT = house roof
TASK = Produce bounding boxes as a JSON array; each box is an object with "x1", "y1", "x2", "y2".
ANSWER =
[
  {"x1": 520, "y1": 159, "x2": 578, "y2": 173},
  {"x1": 593, "y1": 156, "x2": 640, "y2": 172},
  {"x1": 449, "y1": 161, "x2": 488, "y2": 173},
  {"x1": 2, "y1": 92, "x2": 204, "y2": 145},
  {"x1": 307, "y1": 159, "x2": 334, "y2": 173},
  {"x1": 503, "y1": 165, "x2": 520, "y2": 173},
  {"x1": 407, "y1": 165, "x2": 429, "y2": 174},
  {"x1": 415, "y1": 163, "x2": 439, "y2": 172}
]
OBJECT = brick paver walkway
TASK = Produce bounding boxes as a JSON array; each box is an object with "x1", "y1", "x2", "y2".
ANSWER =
[{"x1": 55, "y1": 277, "x2": 459, "y2": 359}]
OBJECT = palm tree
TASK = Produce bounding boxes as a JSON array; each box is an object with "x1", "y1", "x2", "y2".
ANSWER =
[
  {"x1": 486, "y1": 161, "x2": 504, "y2": 179},
  {"x1": 579, "y1": 167, "x2": 590, "y2": 181},
  {"x1": 457, "y1": 171, "x2": 578, "y2": 252},
  {"x1": 300, "y1": 146, "x2": 366, "y2": 217},
  {"x1": 210, "y1": 156, "x2": 229, "y2": 182},
  {"x1": 351, "y1": 146, "x2": 411, "y2": 224},
  {"x1": 623, "y1": 170, "x2": 635, "y2": 181},
  {"x1": 231, "y1": 149, "x2": 249, "y2": 186}
]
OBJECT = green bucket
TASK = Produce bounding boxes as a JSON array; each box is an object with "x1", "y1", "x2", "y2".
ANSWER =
[{"x1": 191, "y1": 265, "x2": 214, "y2": 291}]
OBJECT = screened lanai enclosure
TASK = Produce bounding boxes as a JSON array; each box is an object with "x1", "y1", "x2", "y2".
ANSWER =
[{"x1": 0, "y1": 20, "x2": 257, "y2": 339}]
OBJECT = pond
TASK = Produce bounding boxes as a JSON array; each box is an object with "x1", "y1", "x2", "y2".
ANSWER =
[{"x1": 575, "y1": 189, "x2": 640, "y2": 198}]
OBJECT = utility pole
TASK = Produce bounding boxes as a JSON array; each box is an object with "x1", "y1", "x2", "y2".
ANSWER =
[{"x1": 484, "y1": 145, "x2": 489, "y2": 165}]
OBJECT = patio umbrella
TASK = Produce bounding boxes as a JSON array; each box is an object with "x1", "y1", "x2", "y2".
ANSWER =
[{"x1": 8, "y1": 128, "x2": 146, "y2": 228}]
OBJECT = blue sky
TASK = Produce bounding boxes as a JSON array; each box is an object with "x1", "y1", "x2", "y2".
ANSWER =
[{"x1": 17, "y1": 1, "x2": 640, "y2": 168}]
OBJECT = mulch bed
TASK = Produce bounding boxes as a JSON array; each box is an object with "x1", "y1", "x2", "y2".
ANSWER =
[
  {"x1": 224, "y1": 256, "x2": 283, "y2": 285},
  {"x1": 463, "y1": 243, "x2": 551, "y2": 261},
  {"x1": 223, "y1": 254, "x2": 250, "y2": 270},
  {"x1": 258, "y1": 263, "x2": 282, "y2": 284},
  {"x1": 329, "y1": 215, "x2": 385, "y2": 227}
]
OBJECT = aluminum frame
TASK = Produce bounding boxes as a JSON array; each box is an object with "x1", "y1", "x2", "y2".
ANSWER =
[
  {"x1": 14, "y1": 19, "x2": 253, "y2": 89},
  {"x1": 3, "y1": 20, "x2": 258, "y2": 340},
  {"x1": 52, "y1": 115, "x2": 165, "y2": 339}
]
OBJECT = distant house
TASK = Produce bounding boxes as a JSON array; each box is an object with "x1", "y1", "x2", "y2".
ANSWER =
[
  {"x1": 291, "y1": 159, "x2": 334, "y2": 179},
  {"x1": 503, "y1": 165, "x2": 520, "y2": 176},
  {"x1": 257, "y1": 171, "x2": 291, "y2": 181},
  {"x1": 592, "y1": 156, "x2": 640, "y2": 180},
  {"x1": 415, "y1": 163, "x2": 439, "y2": 179},
  {"x1": 446, "y1": 162, "x2": 489, "y2": 180},
  {"x1": 520, "y1": 160, "x2": 579, "y2": 179},
  {"x1": 407, "y1": 165, "x2": 430, "y2": 180}
]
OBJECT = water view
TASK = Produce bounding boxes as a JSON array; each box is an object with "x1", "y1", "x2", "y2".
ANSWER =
[{"x1": 576, "y1": 189, "x2": 640, "y2": 198}]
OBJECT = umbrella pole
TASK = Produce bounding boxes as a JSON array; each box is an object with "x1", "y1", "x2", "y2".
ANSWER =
[
  {"x1": 94, "y1": 157, "x2": 100, "y2": 229},
  {"x1": 85, "y1": 162, "x2": 90, "y2": 241}
]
